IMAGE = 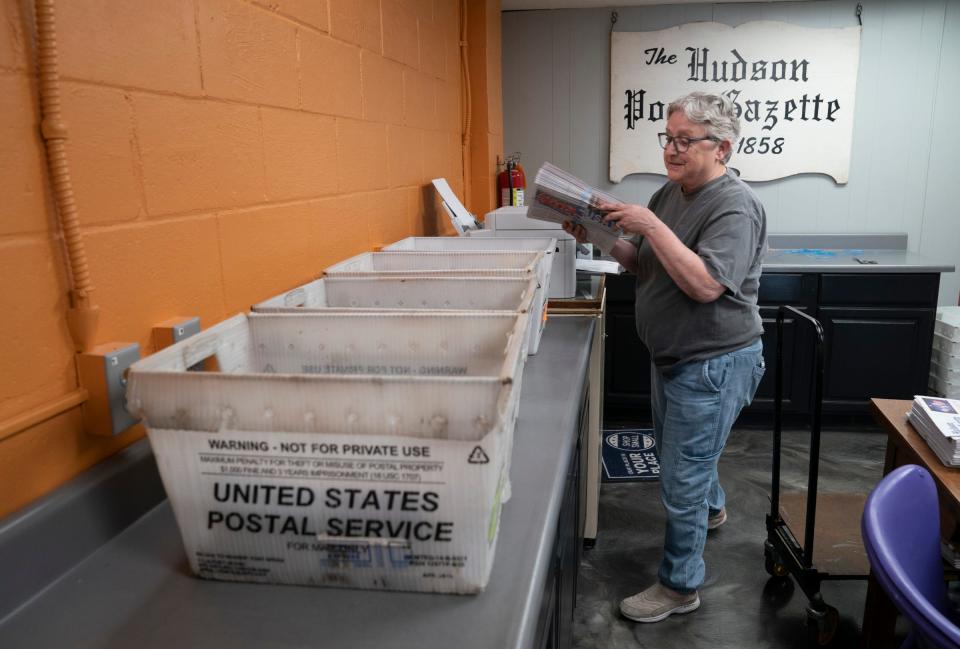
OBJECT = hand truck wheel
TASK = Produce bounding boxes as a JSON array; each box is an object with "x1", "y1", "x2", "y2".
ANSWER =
[
  {"x1": 764, "y1": 540, "x2": 789, "y2": 578},
  {"x1": 805, "y1": 604, "x2": 839, "y2": 646}
]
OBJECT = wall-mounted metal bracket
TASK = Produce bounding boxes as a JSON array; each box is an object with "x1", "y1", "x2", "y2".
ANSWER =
[
  {"x1": 152, "y1": 316, "x2": 201, "y2": 350},
  {"x1": 77, "y1": 343, "x2": 141, "y2": 436}
]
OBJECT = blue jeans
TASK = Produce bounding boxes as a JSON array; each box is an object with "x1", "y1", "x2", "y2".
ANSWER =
[{"x1": 650, "y1": 339, "x2": 765, "y2": 593}]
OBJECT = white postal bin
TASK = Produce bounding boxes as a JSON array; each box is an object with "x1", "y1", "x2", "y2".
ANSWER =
[
  {"x1": 126, "y1": 311, "x2": 529, "y2": 594},
  {"x1": 252, "y1": 275, "x2": 544, "y2": 353},
  {"x1": 382, "y1": 237, "x2": 556, "y2": 354},
  {"x1": 382, "y1": 236, "x2": 555, "y2": 303},
  {"x1": 253, "y1": 275, "x2": 542, "y2": 356},
  {"x1": 324, "y1": 250, "x2": 547, "y2": 353},
  {"x1": 324, "y1": 250, "x2": 541, "y2": 275}
]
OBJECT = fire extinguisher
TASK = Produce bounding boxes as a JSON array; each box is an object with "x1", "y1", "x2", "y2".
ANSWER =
[{"x1": 497, "y1": 153, "x2": 526, "y2": 207}]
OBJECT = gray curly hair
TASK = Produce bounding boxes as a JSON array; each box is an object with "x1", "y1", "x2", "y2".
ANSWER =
[{"x1": 667, "y1": 92, "x2": 741, "y2": 163}]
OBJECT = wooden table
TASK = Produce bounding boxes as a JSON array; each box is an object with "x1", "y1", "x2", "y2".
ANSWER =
[{"x1": 861, "y1": 398, "x2": 960, "y2": 648}]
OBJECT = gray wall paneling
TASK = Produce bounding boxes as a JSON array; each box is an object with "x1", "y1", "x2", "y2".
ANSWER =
[{"x1": 919, "y1": 0, "x2": 960, "y2": 303}]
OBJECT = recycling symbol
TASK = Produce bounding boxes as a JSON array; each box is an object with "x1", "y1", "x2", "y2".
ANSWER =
[{"x1": 467, "y1": 446, "x2": 490, "y2": 464}]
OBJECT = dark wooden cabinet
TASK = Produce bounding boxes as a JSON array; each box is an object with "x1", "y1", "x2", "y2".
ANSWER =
[
  {"x1": 818, "y1": 273, "x2": 940, "y2": 308},
  {"x1": 603, "y1": 271, "x2": 940, "y2": 419},
  {"x1": 754, "y1": 305, "x2": 810, "y2": 413},
  {"x1": 535, "y1": 383, "x2": 588, "y2": 649},
  {"x1": 819, "y1": 307, "x2": 934, "y2": 410},
  {"x1": 817, "y1": 273, "x2": 938, "y2": 413},
  {"x1": 753, "y1": 274, "x2": 818, "y2": 414},
  {"x1": 603, "y1": 274, "x2": 651, "y2": 420},
  {"x1": 604, "y1": 302, "x2": 651, "y2": 412}
]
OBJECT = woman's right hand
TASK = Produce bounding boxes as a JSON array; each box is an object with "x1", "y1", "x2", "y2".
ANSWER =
[{"x1": 562, "y1": 220, "x2": 589, "y2": 244}]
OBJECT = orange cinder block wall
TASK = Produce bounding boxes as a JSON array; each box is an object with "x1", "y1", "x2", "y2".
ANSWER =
[
  {"x1": 0, "y1": 0, "x2": 503, "y2": 518},
  {"x1": 468, "y1": 0, "x2": 503, "y2": 217}
]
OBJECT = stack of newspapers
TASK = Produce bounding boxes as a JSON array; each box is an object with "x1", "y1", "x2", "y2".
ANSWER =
[
  {"x1": 527, "y1": 162, "x2": 623, "y2": 252},
  {"x1": 907, "y1": 395, "x2": 960, "y2": 467}
]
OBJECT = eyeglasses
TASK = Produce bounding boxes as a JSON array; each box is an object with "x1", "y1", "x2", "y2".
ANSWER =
[{"x1": 658, "y1": 133, "x2": 720, "y2": 153}]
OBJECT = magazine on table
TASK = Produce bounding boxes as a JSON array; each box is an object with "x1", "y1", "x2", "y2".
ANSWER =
[
  {"x1": 912, "y1": 396, "x2": 960, "y2": 437},
  {"x1": 527, "y1": 162, "x2": 623, "y2": 252},
  {"x1": 907, "y1": 395, "x2": 960, "y2": 467}
]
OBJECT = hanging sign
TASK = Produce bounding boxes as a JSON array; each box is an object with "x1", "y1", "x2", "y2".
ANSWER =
[{"x1": 610, "y1": 21, "x2": 861, "y2": 183}]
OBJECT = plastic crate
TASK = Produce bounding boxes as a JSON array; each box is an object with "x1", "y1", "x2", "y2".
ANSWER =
[
  {"x1": 382, "y1": 238, "x2": 555, "y2": 354},
  {"x1": 324, "y1": 250, "x2": 541, "y2": 276},
  {"x1": 251, "y1": 276, "x2": 542, "y2": 356},
  {"x1": 931, "y1": 345, "x2": 960, "y2": 372},
  {"x1": 930, "y1": 372, "x2": 960, "y2": 399},
  {"x1": 126, "y1": 311, "x2": 529, "y2": 594},
  {"x1": 935, "y1": 307, "x2": 960, "y2": 340},
  {"x1": 933, "y1": 333, "x2": 960, "y2": 356},
  {"x1": 383, "y1": 235, "x2": 556, "y2": 255},
  {"x1": 253, "y1": 276, "x2": 537, "y2": 312},
  {"x1": 931, "y1": 360, "x2": 960, "y2": 383},
  {"x1": 324, "y1": 250, "x2": 547, "y2": 354},
  {"x1": 382, "y1": 237, "x2": 554, "y2": 302}
]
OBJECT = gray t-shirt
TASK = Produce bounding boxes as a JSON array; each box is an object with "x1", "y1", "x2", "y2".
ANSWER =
[{"x1": 632, "y1": 169, "x2": 767, "y2": 369}]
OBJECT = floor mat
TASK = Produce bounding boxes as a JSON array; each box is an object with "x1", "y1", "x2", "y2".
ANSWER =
[{"x1": 601, "y1": 427, "x2": 660, "y2": 482}]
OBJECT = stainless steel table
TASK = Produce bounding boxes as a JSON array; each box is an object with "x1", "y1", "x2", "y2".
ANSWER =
[
  {"x1": 0, "y1": 319, "x2": 595, "y2": 649},
  {"x1": 548, "y1": 273, "x2": 606, "y2": 545}
]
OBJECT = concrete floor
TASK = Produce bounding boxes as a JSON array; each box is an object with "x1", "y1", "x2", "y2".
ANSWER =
[{"x1": 574, "y1": 425, "x2": 892, "y2": 649}]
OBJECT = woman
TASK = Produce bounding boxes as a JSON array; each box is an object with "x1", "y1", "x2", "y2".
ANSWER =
[{"x1": 564, "y1": 91, "x2": 767, "y2": 623}]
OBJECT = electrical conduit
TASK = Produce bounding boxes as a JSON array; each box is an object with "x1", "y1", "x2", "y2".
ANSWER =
[
  {"x1": 34, "y1": 0, "x2": 99, "y2": 352},
  {"x1": 459, "y1": 0, "x2": 472, "y2": 211},
  {"x1": 0, "y1": 0, "x2": 100, "y2": 441}
]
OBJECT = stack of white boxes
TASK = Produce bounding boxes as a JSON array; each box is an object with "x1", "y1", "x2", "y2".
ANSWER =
[{"x1": 930, "y1": 307, "x2": 960, "y2": 398}]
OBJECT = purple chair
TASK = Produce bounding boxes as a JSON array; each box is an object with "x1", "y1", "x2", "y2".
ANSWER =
[{"x1": 861, "y1": 464, "x2": 960, "y2": 648}]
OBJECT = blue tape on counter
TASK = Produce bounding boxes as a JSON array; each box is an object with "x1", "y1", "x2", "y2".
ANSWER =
[
  {"x1": 601, "y1": 428, "x2": 660, "y2": 482},
  {"x1": 767, "y1": 248, "x2": 865, "y2": 258}
]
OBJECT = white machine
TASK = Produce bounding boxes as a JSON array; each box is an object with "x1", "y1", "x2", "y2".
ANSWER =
[
  {"x1": 471, "y1": 207, "x2": 576, "y2": 299},
  {"x1": 432, "y1": 179, "x2": 577, "y2": 299}
]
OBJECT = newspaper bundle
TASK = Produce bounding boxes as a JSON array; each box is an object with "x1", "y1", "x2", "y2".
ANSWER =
[
  {"x1": 527, "y1": 162, "x2": 623, "y2": 252},
  {"x1": 907, "y1": 395, "x2": 960, "y2": 467}
]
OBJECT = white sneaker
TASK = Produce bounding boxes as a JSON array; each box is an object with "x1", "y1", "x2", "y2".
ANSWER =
[
  {"x1": 619, "y1": 582, "x2": 701, "y2": 623},
  {"x1": 707, "y1": 507, "x2": 727, "y2": 530}
]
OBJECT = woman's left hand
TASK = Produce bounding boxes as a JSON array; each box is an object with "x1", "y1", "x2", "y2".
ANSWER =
[{"x1": 596, "y1": 200, "x2": 661, "y2": 236}]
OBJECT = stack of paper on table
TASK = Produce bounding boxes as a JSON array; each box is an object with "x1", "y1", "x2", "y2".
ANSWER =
[{"x1": 907, "y1": 395, "x2": 960, "y2": 467}]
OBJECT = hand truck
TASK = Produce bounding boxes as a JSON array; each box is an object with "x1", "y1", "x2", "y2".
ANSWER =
[{"x1": 764, "y1": 305, "x2": 869, "y2": 646}]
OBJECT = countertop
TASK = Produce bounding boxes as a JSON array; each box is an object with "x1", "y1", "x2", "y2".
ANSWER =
[
  {"x1": 752, "y1": 232, "x2": 953, "y2": 273},
  {"x1": 761, "y1": 247, "x2": 954, "y2": 274},
  {"x1": 600, "y1": 232, "x2": 955, "y2": 274},
  {"x1": 0, "y1": 319, "x2": 595, "y2": 649}
]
